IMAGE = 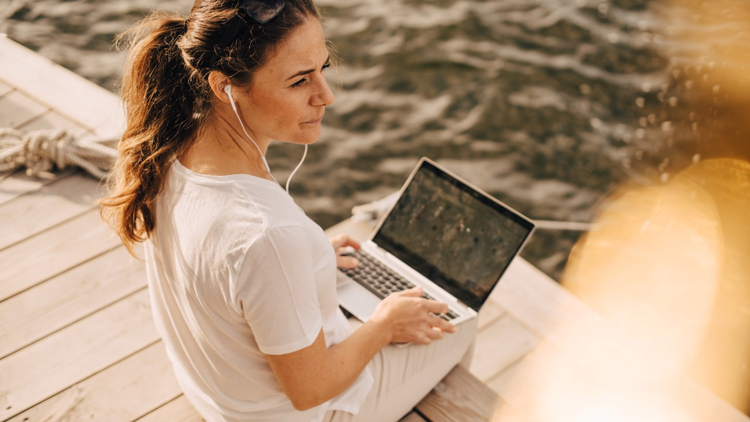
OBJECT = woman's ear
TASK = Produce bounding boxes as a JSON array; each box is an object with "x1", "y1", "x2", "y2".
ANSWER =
[{"x1": 208, "y1": 70, "x2": 231, "y2": 103}]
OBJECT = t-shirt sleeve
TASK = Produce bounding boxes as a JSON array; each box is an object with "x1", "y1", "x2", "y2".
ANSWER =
[{"x1": 234, "y1": 225, "x2": 323, "y2": 355}]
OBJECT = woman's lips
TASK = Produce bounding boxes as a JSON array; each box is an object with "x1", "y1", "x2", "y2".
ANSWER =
[{"x1": 302, "y1": 116, "x2": 323, "y2": 124}]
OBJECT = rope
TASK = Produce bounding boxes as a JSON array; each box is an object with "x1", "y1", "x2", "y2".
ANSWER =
[{"x1": 0, "y1": 128, "x2": 118, "y2": 179}]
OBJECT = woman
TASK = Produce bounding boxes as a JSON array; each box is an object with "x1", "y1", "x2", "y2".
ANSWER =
[{"x1": 100, "y1": 0, "x2": 477, "y2": 421}]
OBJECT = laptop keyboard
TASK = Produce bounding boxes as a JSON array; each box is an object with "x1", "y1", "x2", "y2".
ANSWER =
[{"x1": 340, "y1": 249, "x2": 459, "y2": 321}]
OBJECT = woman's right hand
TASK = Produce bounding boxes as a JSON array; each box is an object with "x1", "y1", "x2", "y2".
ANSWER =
[{"x1": 369, "y1": 286, "x2": 457, "y2": 345}]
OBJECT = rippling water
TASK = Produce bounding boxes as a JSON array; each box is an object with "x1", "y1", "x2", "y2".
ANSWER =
[{"x1": 2, "y1": 0, "x2": 747, "y2": 281}]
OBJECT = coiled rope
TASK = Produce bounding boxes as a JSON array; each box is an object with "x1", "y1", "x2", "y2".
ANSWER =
[{"x1": 0, "y1": 128, "x2": 118, "y2": 179}]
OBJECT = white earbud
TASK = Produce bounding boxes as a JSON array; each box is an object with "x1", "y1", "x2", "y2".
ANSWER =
[{"x1": 224, "y1": 84, "x2": 240, "y2": 116}]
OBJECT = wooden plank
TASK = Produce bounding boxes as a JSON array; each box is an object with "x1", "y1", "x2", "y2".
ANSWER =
[
  {"x1": 0, "y1": 90, "x2": 48, "y2": 128},
  {"x1": 469, "y1": 314, "x2": 540, "y2": 382},
  {"x1": 493, "y1": 258, "x2": 750, "y2": 422},
  {"x1": 0, "y1": 209, "x2": 122, "y2": 302},
  {"x1": 399, "y1": 411, "x2": 428, "y2": 422},
  {"x1": 0, "y1": 173, "x2": 103, "y2": 250},
  {"x1": 16, "y1": 109, "x2": 92, "y2": 137},
  {"x1": 416, "y1": 366, "x2": 508, "y2": 422},
  {"x1": 136, "y1": 396, "x2": 205, "y2": 422},
  {"x1": 6, "y1": 342, "x2": 180, "y2": 422},
  {"x1": 0, "y1": 36, "x2": 123, "y2": 138},
  {"x1": 483, "y1": 341, "x2": 693, "y2": 420},
  {"x1": 0, "y1": 289, "x2": 158, "y2": 420},
  {"x1": 477, "y1": 298, "x2": 505, "y2": 332},
  {"x1": 0, "y1": 246, "x2": 144, "y2": 359},
  {"x1": 485, "y1": 359, "x2": 522, "y2": 397},
  {"x1": 0, "y1": 168, "x2": 75, "y2": 207},
  {"x1": 0, "y1": 169, "x2": 21, "y2": 183},
  {"x1": 480, "y1": 342, "x2": 582, "y2": 420},
  {"x1": 0, "y1": 79, "x2": 12, "y2": 97},
  {"x1": 324, "y1": 218, "x2": 374, "y2": 242}
]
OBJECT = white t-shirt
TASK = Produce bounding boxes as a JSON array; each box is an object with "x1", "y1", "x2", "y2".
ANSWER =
[{"x1": 144, "y1": 159, "x2": 373, "y2": 422}]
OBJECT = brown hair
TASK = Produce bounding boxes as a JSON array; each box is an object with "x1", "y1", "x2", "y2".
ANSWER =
[{"x1": 99, "y1": 0, "x2": 320, "y2": 256}]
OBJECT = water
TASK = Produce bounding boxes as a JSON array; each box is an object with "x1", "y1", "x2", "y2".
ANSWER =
[{"x1": 1, "y1": 0, "x2": 747, "y2": 281}]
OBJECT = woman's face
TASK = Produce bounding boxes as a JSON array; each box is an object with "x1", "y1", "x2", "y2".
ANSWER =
[{"x1": 234, "y1": 18, "x2": 334, "y2": 146}]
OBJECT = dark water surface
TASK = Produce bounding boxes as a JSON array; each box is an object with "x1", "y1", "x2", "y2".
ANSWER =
[{"x1": 2, "y1": 0, "x2": 747, "y2": 281}]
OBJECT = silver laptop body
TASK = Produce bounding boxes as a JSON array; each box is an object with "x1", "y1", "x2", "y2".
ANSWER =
[{"x1": 336, "y1": 157, "x2": 536, "y2": 325}]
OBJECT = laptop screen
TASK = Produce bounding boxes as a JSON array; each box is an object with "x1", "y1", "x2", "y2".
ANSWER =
[{"x1": 372, "y1": 159, "x2": 534, "y2": 311}]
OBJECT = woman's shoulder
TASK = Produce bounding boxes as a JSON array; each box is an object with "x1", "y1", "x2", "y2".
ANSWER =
[
  {"x1": 163, "y1": 160, "x2": 318, "y2": 252},
  {"x1": 157, "y1": 165, "x2": 267, "y2": 245}
]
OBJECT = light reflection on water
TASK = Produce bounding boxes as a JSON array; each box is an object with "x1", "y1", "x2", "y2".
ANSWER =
[{"x1": 0, "y1": 0, "x2": 747, "y2": 282}]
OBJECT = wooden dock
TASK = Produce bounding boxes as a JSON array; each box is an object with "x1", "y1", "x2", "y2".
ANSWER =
[{"x1": 1, "y1": 35, "x2": 747, "y2": 421}]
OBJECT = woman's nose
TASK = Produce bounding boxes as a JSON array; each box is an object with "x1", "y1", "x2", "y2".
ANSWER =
[{"x1": 312, "y1": 77, "x2": 335, "y2": 107}]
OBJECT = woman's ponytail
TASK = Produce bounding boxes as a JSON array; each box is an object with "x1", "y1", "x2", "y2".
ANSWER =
[
  {"x1": 99, "y1": 1, "x2": 321, "y2": 257},
  {"x1": 100, "y1": 14, "x2": 208, "y2": 257}
]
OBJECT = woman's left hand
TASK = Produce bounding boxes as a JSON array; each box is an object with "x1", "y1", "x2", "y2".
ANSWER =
[{"x1": 329, "y1": 234, "x2": 361, "y2": 269}]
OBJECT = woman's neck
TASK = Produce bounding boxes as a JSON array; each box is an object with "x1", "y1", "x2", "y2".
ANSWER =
[{"x1": 179, "y1": 120, "x2": 274, "y2": 181}]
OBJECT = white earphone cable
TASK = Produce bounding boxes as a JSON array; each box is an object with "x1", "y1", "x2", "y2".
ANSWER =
[
  {"x1": 286, "y1": 144, "x2": 307, "y2": 194},
  {"x1": 225, "y1": 85, "x2": 279, "y2": 185}
]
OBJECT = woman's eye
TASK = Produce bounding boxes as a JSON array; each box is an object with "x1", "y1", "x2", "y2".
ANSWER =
[
  {"x1": 290, "y1": 78, "x2": 306, "y2": 88},
  {"x1": 289, "y1": 62, "x2": 330, "y2": 88}
]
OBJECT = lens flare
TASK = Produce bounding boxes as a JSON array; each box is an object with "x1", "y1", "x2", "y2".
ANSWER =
[{"x1": 492, "y1": 159, "x2": 749, "y2": 421}]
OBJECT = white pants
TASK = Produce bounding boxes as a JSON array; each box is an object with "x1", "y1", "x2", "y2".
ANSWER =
[{"x1": 322, "y1": 316, "x2": 478, "y2": 422}]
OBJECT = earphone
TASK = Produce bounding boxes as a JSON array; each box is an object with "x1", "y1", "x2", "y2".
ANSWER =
[{"x1": 224, "y1": 84, "x2": 308, "y2": 194}]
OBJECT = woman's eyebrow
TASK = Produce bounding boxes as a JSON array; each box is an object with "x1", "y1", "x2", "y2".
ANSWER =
[{"x1": 286, "y1": 55, "x2": 331, "y2": 81}]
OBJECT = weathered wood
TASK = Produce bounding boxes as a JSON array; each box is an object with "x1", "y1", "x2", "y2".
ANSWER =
[
  {"x1": 0, "y1": 246, "x2": 145, "y2": 359},
  {"x1": 0, "y1": 289, "x2": 158, "y2": 421},
  {"x1": 476, "y1": 297, "x2": 505, "y2": 332},
  {"x1": 16, "y1": 109, "x2": 92, "y2": 136},
  {"x1": 399, "y1": 411, "x2": 428, "y2": 422},
  {"x1": 7, "y1": 342, "x2": 180, "y2": 422},
  {"x1": 494, "y1": 259, "x2": 750, "y2": 422},
  {"x1": 490, "y1": 258, "x2": 569, "y2": 339},
  {"x1": 0, "y1": 168, "x2": 21, "y2": 183},
  {"x1": 0, "y1": 36, "x2": 124, "y2": 138},
  {"x1": 0, "y1": 79, "x2": 12, "y2": 97},
  {"x1": 0, "y1": 209, "x2": 122, "y2": 302},
  {"x1": 0, "y1": 168, "x2": 76, "y2": 207},
  {"x1": 0, "y1": 172, "x2": 103, "y2": 250},
  {"x1": 469, "y1": 314, "x2": 540, "y2": 382},
  {"x1": 416, "y1": 365, "x2": 508, "y2": 422},
  {"x1": 0, "y1": 89, "x2": 48, "y2": 128},
  {"x1": 324, "y1": 218, "x2": 374, "y2": 242},
  {"x1": 485, "y1": 359, "x2": 522, "y2": 397},
  {"x1": 136, "y1": 396, "x2": 205, "y2": 422}
]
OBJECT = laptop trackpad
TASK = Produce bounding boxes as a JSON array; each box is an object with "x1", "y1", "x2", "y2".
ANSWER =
[{"x1": 337, "y1": 278, "x2": 380, "y2": 322}]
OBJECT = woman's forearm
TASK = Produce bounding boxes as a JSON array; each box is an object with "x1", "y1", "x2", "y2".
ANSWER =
[
  {"x1": 326, "y1": 318, "x2": 391, "y2": 387},
  {"x1": 267, "y1": 288, "x2": 451, "y2": 411},
  {"x1": 292, "y1": 319, "x2": 391, "y2": 411}
]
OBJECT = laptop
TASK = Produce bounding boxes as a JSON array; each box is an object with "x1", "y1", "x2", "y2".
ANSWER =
[{"x1": 336, "y1": 157, "x2": 535, "y2": 325}]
